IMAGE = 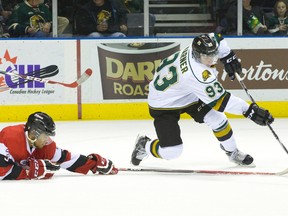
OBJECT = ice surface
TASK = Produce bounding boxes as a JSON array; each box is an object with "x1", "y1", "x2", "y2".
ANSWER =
[{"x1": 0, "y1": 118, "x2": 288, "y2": 216}]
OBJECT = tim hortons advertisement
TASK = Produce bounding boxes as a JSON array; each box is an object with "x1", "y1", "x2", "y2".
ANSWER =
[
  {"x1": 218, "y1": 49, "x2": 288, "y2": 89},
  {"x1": 98, "y1": 46, "x2": 288, "y2": 100},
  {"x1": 97, "y1": 42, "x2": 180, "y2": 99}
]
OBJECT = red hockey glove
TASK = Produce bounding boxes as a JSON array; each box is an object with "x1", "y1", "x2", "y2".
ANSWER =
[
  {"x1": 27, "y1": 158, "x2": 60, "y2": 180},
  {"x1": 88, "y1": 154, "x2": 118, "y2": 175}
]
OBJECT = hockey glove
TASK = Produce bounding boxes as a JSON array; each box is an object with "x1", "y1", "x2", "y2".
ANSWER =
[
  {"x1": 27, "y1": 158, "x2": 60, "y2": 180},
  {"x1": 88, "y1": 153, "x2": 118, "y2": 175},
  {"x1": 220, "y1": 51, "x2": 242, "y2": 80},
  {"x1": 243, "y1": 103, "x2": 274, "y2": 126}
]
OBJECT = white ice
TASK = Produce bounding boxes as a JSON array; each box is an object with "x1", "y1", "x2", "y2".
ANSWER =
[{"x1": 1, "y1": 118, "x2": 288, "y2": 216}]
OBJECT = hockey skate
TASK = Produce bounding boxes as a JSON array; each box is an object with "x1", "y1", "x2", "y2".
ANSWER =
[
  {"x1": 221, "y1": 145, "x2": 254, "y2": 166},
  {"x1": 131, "y1": 135, "x2": 151, "y2": 166}
]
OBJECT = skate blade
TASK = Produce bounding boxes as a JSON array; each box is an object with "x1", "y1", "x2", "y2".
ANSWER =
[{"x1": 238, "y1": 162, "x2": 256, "y2": 168}]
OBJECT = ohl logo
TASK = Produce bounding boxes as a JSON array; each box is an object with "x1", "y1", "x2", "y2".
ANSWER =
[{"x1": 0, "y1": 50, "x2": 58, "y2": 92}]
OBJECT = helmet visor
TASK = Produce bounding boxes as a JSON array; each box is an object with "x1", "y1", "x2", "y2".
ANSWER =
[
  {"x1": 32, "y1": 126, "x2": 55, "y2": 138},
  {"x1": 36, "y1": 133, "x2": 49, "y2": 144},
  {"x1": 200, "y1": 50, "x2": 219, "y2": 66}
]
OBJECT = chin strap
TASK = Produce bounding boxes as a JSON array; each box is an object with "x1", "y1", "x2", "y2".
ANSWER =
[{"x1": 25, "y1": 131, "x2": 37, "y2": 146}]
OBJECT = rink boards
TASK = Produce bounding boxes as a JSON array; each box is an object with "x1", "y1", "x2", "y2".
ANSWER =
[{"x1": 0, "y1": 37, "x2": 287, "y2": 121}]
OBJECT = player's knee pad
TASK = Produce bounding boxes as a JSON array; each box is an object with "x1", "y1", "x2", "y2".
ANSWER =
[
  {"x1": 204, "y1": 109, "x2": 228, "y2": 130},
  {"x1": 187, "y1": 100, "x2": 212, "y2": 123},
  {"x1": 158, "y1": 144, "x2": 183, "y2": 160}
]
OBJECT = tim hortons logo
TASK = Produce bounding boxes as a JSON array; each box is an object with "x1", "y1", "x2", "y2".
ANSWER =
[{"x1": 219, "y1": 60, "x2": 288, "y2": 89}]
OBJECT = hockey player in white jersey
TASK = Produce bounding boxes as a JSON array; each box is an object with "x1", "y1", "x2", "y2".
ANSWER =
[{"x1": 131, "y1": 33, "x2": 274, "y2": 166}]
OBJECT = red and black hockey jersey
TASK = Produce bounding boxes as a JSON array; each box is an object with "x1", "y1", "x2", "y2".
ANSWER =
[{"x1": 0, "y1": 124, "x2": 96, "y2": 180}]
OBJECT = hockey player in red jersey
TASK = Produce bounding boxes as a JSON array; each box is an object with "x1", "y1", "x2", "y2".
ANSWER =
[{"x1": 0, "y1": 112, "x2": 118, "y2": 180}]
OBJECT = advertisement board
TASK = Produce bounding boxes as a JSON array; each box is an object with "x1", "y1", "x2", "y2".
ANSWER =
[
  {"x1": 80, "y1": 38, "x2": 288, "y2": 104},
  {"x1": 0, "y1": 37, "x2": 287, "y2": 121},
  {"x1": 0, "y1": 40, "x2": 78, "y2": 105}
]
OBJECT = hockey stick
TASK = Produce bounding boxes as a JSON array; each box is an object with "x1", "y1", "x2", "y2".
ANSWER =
[
  {"x1": 119, "y1": 167, "x2": 288, "y2": 176},
  {"x1": 0, "y1": 65, "x2": 59, "y2": 91},
  {"x1": 0, "y1": 67, "x2": 92, "y2": 88},
  {"x1": 42, "y1": 68, "x2": 93, "y2": 88},
  {"x1": 235, "y1": 73, "x2": 288, "y2": 154}
]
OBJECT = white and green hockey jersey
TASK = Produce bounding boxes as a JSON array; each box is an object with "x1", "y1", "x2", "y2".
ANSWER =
[{"x1": 148, "y1": 33, "x2": 249, "y2": 115}]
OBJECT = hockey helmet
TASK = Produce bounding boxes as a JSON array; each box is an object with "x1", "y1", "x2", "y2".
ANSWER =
[
  {"x1": 192, "y1": 34, "x2": 219, "y2": 66},
  {"x1": 25, "y1": 112, "x2": 56, "y2": 137}
]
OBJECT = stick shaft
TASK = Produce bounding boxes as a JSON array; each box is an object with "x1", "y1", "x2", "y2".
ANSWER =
[
  {"x1": 46, "y1": 68, "x2": 92, "y2": 88},
  {"x1": 235, "y1": 74, "x2": 288, "y2": 154},
  {"x1": 119, "y1": 167, "x2": 288, "y2": 176},
  {"x1": 1, "y1": 67, "x2": 92, "y2": 88},
  {"x1": 236, "y1": 74, "x2": 256, "y2": 103}
]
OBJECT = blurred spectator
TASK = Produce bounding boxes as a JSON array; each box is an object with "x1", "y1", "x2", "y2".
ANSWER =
[
  {"x1": 0, "y1": 0, "x2": 11, "y2": 19},
  {"x1": 268, "y1": 0, "x2": 288, "y2": 36},
  {"x1": 1, "y1": 0, "x2": 21, "y2": 11},
  {"x1": 124, "y1": 0, "x2": 142, "y2": 13},
  {"x1": 44, "y1": 0, "x2": 69, "y2": 35},
  {"x1": 251, "y1": 0, "x2": 277, "y2": 8},
  {"x1": 124, "y1": 0, "x2": 156, "y2": 25},
  {"x1": 215, "y1": 0, "x2": 271, "y2": 36},
  {"x1": 215, "y1": 0, "x2": 237, "y2": 35},
  {"x1": 57, "y1": 16, "x2": 69, "y2": 35},
  {"x1": 0, "y1": 0, "x2": 12, "y2": 37},
  {"x1": 8, "y1": 0, "x2": 52, "y2": 37},
  {"x1": 243, "y1": 0, "x2": 270, "y2": 35},
  {"x1": 74, "y1": 0, "x2": 128, "y2": 37},
  {"x1": 124, "y1": 0, "x2": 156, "y2": 36}
]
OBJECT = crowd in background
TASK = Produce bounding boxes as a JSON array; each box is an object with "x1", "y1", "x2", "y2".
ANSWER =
[
  {"x1": 216, "y1": 0, "x2": 288, "y2": 36},
  {"x1": 0, "y1": 0, "x2": 288, "y2": 38}
]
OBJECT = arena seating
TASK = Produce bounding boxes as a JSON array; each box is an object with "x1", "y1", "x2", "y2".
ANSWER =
[{"x1": 149, "y1": 0, "x2": 216, "y2": 36}]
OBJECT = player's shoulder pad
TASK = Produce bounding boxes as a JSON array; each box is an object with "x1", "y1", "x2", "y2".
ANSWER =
[
  {"x1": 208, "y1": 32, "x2": 224, "y2": 43},
  {"x1": 191, "y1": 63, "x2": 217, "y2": 84}
]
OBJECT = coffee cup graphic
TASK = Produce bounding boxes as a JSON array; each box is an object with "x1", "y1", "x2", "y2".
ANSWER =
[{"x1": 97, "y1": 42, "x2": 180, "y2": 99}]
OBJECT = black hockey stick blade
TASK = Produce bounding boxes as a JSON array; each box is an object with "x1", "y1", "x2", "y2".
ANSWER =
[
  {"x1": 0, "y1": 65, "x2": 59, "y2": 78},
  {"x1": 119, "y1": 167, "x2": 288, "y2": 176},
  {"x1": 0, "y1": 65, "x2": 59, "y2": 89}
]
